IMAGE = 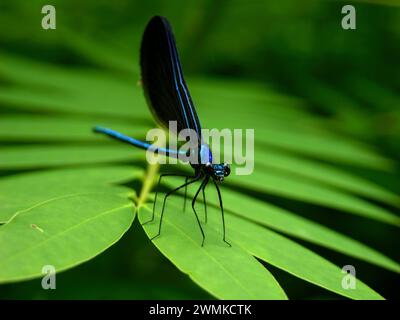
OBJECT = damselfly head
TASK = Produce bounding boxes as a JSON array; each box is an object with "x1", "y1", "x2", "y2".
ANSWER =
[{"x1": 205, "y1": 163, "x2": 231, "y2": 182}]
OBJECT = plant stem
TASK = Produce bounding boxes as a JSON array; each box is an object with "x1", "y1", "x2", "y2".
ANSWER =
[{"x1": 138, "y1": 163, "x2": 159, "y2": 207}]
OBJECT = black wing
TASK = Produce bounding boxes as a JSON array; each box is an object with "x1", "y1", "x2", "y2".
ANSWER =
[{"x1": 140, "y1": 16, "x2": 202, "y2": 140}]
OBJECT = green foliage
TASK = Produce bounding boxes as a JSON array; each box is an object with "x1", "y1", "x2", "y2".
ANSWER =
[
  {"x1": 0, "y1": 52, "x2": 398, "y2": 299},
  {"x1": 0, "y1": 0, "x2": 399, "y2": 300},
  {"x1": 139, "y1": 202, "x2": 288, "y2": 300},
  {"x1": 0, "y1": 193, "x2": 135, "y2": 283}
]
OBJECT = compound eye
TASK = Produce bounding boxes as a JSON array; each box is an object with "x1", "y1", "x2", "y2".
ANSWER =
[{"x1": 224, "y1": 163, "x2": 231, "y2": 177}]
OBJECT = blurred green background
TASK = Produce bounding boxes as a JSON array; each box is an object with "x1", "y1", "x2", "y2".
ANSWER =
[{"x1": 0, "y1": 0, "x2": 399, "y2": 299}]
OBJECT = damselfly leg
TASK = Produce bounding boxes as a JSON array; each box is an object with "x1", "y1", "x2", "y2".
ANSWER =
[
  {"x1": 213, "y1": 180, "x2": 231, "y2": 247},
  {"x1": 201, "y1": 180, "x2": 207, "y2": 223},
  {"x1": 150, "y1": 172, "x2": 201, "y2": 241},
  {"x1": 190, "y1": 176, "x2": 209, "y2": 246},
  {"x1": 183, "y1": 176, "x2": 188, "y2": 211},
  {"x1": 142, "y1": 173, "x2": 194, "y2": 225}
]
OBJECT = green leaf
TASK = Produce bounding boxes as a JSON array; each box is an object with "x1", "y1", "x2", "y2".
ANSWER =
[
  {"x1": 0, "y1": 53, "x2": 301, "y2": 119},
  {"x1": 0, "y1": 192, "x2": 135, "y2": 283},
  {"x1": 225, "y1": 213, "x2": 384, "y2": 300},
  {"x1": 215, "y1": 145, "x2": 398, "y2": 206},
  {"x1": 228, "y1": 169, "x2": 400, "y2": 227},
  {"x1": 2, "y1": 143, "x2": 396, "y2": 208},
  {"x1": 0, "y1": 51, "x2": 397, "y2": 299},
  {"x1": 172, "y1": 178, "x2": 399, "y2": 273},
  {"x1": 253, "y1": 130, "x2": 393, "y2": 171},
  {"x1": 61, "y1": 29, "x2": 139, "y2": 74},
  {"x1": 0, "y1": 145, "x2": 145, "y2": 169},
  {"x1": 139, "y1": 196, "x2": 382, "y2": 300},
  {"x1": 164, "y1": 177, "x2": 400, "y2": 273},
  {"x1": 0, "y1": 52, "x2": 392, "y2": 171},
  {"x1": 0, "y1": 52, "x2": 143, "y2": 117},
  {"x1": 0, "y1": 166, "x2": 140, "y2": 223},
  {"x1": 0, "y1": 115, "x2": 150, "y2": 142},
  {"x1": 164, "y1": 166, "x2": 400, "y2": 227},
  {"x1": 0, "y1": 85, "x2": 149, "y2": 119},
  {"x1": 254, "y1": 149, "x2": 400, "y2": 206},
  {"x1": 223, "y1": 189, "x2": 400, "y2": 274},
  {"x1": 138, "y1": 204, "x2": 287, "y2": 300},
  {"x1": 192, "y1": 81, "x2": 393, "y2": 171}
]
